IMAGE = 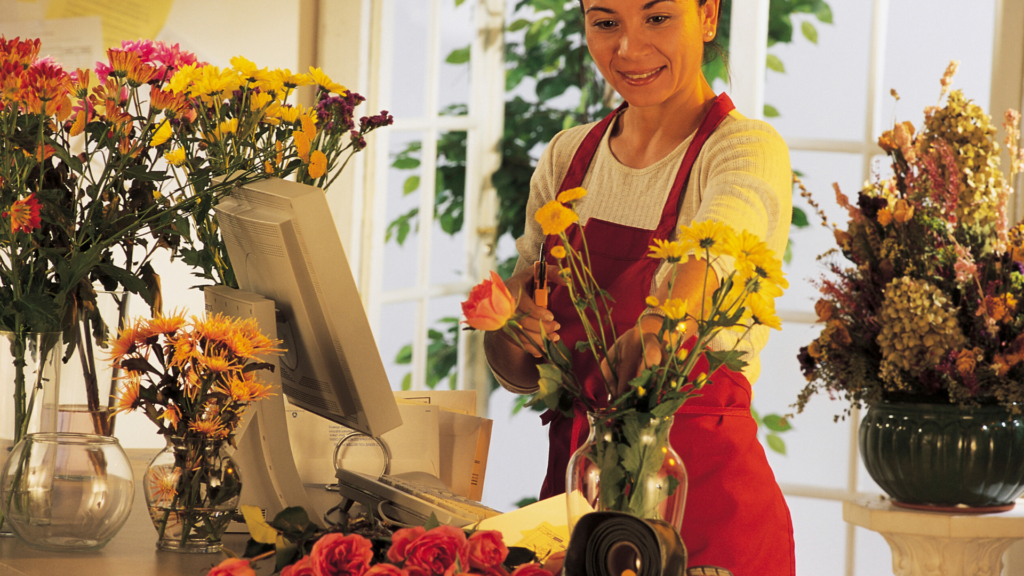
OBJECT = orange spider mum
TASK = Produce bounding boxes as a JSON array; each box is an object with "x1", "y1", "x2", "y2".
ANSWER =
[
  {"x1": 143, "y1": 312, "x2": 187, "y2": 339},
  {"x1": 159, "y1": 405, "x2": 181, "y2": 429},
  {"x1": 147, "y1": 466, "x2": 181, "y2": 507},
  {"x1": 200, "y1": 352, "x2": 234, "y2": 373},
  {"x1": 0, "y1": 37, "x2": 42, "y2": 68},
  {"x1": 189, "y1": 417, "x2": 227, "y2": 439},
  {"x1": 6, "y1": 193, "x2": 41, "y2": 234},
  {"x1": 112, "y1": 379, "x2": 140, "y2": 415},
  {"x1": 193, "y1": 313, "x2": 235, "y2": 346},
  {"x1": 108, "y1": 319, "x2": 145, "y2": 366}
]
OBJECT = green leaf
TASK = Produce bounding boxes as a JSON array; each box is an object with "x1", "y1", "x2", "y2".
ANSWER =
[
  {"x1": 507, "y1": 18, "x2": 531, "y2": 32},
  {"x1": 801, "y1": 21, "x2": 818, "y2": 44},
  {"x1": 275, "y1": 534, "x2": 299, "y2": 573},
  {"x1": 423, "y1": 513, "x2": 441, "y2": 530},
  {"x1": 792, "y1": 207, "x2": 808, "y2": 227},
  {"x1": 392, "y1": 157, "x2": 420, "y2": 170},
  {"x1": 763, "y1": 414, "x2": 792, "y2": 432},
  {"x1": 270, "y1": 506, "x2": 313, "y2": 535},
  {"x1": 815, "y1": 3, "x2": 834, "y2": 24},
  {"x1": 705, "y1": 349, "x2": 748, "y2": 373},
  {"x1": 394, "y1": 344, "x2": 413, "y2": 365},
  {"x1": 763, "y1": 104, "x2": 780, "y2": 118},
  {"x1": 446, "y1": 45, "x2": 471, "y2": 65},
  {"x1": 401, "y1": 373, "x2": 412, "y2": 391},
  {"x1": 784, "y1": 239, "x2": 793, "y2": 265},
  {"x1": 454, "y1": 0, "x2": 466, "y2": 6},
  {"x1": 766, "y1": 433, "x2": 787, "y2": 455},
  {"x1": 403, "y1": 175, "x2": 420, "y2": 195},
  {"x1": 241, "y1": 505, "x2": 278, "y2": 545},
  {"x1": 751, "y1": 407, "x2": 763, "y2": 426},
  {"x1": 526, "y1": 363, "x2": 564, "y2": 412},
  {"x1": 766, "y1": 54, "x2": 785, "y2": 73}
]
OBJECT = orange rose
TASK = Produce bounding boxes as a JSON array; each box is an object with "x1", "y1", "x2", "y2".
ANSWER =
[
  {"x1": 207, "y1": 559, "x2": 256, "y2": 576},
  {"x1": 467, "y1": 530, "x2": 509, "y2": 569},
  {"x1": 461, "y1": 271, "x2": 516, "y2": 331}
]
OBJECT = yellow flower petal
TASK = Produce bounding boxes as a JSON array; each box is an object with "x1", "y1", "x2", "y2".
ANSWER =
[
  {"x1": 150, "y1": 119, "x2": 172, "y2": 146},
  {"x1": 645, "y1": 296, "x2": 660, "y2": 307},
  {"x1": 534, "y1": 200, "x2": 578, "y2": 236},
  {"x1": 557, "y1": 187, "x2": 587, "y2": 204},
  {"x1": 308, "y1": 150, "x2": 327, "y2": 179},
  {"x1": 551, "y1": 245, "x2": 567, "y2": 259}
]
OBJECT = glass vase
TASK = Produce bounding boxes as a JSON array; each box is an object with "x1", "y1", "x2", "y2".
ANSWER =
[
  {"x1": 566, "y1": 410, "x2": 687, "y2": 534},
  {"x1": 0, "y1": 433, "x2": 134, "y2": 550},
  {"x1": 0, "y1": 331, "x2": 61, "y2": 537},
  {"x1": 144, "y1": 436, "x2": 242, "y2": 553},
  {"x1": 59, "y1": 290, "x2": 131, "y2": 437}
]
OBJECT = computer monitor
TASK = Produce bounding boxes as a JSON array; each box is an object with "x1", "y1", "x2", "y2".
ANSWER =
[{"x1": 214, "y1": 177, "x2": 403, "y2": 438}]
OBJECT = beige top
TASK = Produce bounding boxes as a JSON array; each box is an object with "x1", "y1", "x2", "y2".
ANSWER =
[{"x1": 503, "y1": 109, "x2": 792, "y2": 392}]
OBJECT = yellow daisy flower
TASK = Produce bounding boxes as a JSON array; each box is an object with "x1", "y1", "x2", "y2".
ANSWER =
[
  {"x1": 534, "y1": 200, "x2": 579, "y2": 236},
  {"x1": 164, "y1": 147, "x2": 187, "y2": 167},
  {"x1": 646, "y1": 296, "x2": 660, "y2": 307},
  {"x1": 557, "y1": 187, "x2": 587, "y2": 204},
  {"x1": 679, "y1": 220, "x2": 734, "y2": 258},
  {"x1": 165, "y1": 63, "x2": 200, "y2": 95},
  {"x1": 647, "y1": 238, "x2": 689, "y2": 263},
  {"x1": 309, "y1": 66, "x2": 347, "y2": 95},
  {"x1": 551, "y1": 246, "x2": 567, "y2": 259},
  {"x1": 747, "y1": 297, "x2": 782, "y2": 330},
  {"x1": 150, "y1": 119, "x2": 172, "y2": 146},
  {"x1": 659, "y1": 298, "x2": 689, "y2": 321}
]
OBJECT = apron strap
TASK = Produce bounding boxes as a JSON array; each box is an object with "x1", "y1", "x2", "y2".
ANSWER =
[{"x1": 558, "y1": 103, "x2": 628, "y2": 193}]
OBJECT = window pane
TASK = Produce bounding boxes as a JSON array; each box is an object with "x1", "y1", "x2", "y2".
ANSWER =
[
  {"x1": 855, "y1": 527, "x2": 896, "y2": 576},
  {"x1": 779, "y1": 150, "x2": 864, "y2": 312},
  {"x1": 384, "y1": 132, "x2": 424, "y2": 292},
  {"x1": 430, "y1": 131, "x2": 468, "y2": 286},
  {"x1": 425, "y1": 295, "x2": 464, "y2": 390},
  {"x1": 390, "y1": 0, "x2": 430, "y2": 119},
  {"x1": 763, "y1": 0, "x2": 873, "y2": 142},
  {"x1": 483, "y1": 390, "x2": 550, "y2": 511},
  {"x1": 786, "y1": 497, "x2": 847, "y2": 575},
  {"x1": 881, "y1": 0, "x2": 995, "y2": 128},
  {"x1": 379, "y1": 300, "x2": 417, "y2": 391},
  {"x1": 438, "y1": 0, "x2": 472, "y2": 114}
]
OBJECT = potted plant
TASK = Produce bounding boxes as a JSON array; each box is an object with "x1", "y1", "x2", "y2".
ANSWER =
[{"x1": 794, "y1": 62, "x2": 1024, "y2": 511}]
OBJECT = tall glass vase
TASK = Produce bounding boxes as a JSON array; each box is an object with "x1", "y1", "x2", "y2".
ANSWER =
[
  {"x1": 58, "y1": 290, "x2": 131, "y2": 436},
  {"x1": 0, "y1": 331, "x2": 61, "y2": 536},
  {"x1": 566, "y1": 410, "x2": 687, "y2": 534},
  {"x1": 144, "y1": 435, "x2": 242, "y2": 553}
]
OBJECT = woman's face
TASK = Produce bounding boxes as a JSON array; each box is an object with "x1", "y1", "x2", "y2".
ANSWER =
[{"x1": 581, "y1": 0, "x2": 718, "y2": 109}]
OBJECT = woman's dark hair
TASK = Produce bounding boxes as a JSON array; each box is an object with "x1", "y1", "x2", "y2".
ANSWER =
[{"x1": 576, "y1": 0, "x2": 729, "y2": 68}]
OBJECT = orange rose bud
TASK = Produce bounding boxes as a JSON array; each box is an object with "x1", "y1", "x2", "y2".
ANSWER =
[
  {"x1": 892, "y1": 199, "x2": 915, "y2": 223},
  {"x1": 462, "y1": 271, "x2": 516, "y2": 331}
]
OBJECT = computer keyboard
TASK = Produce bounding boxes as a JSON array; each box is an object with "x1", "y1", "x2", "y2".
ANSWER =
[{"x1": 334, "y1": 468, "x2": 502, "y2": 527}]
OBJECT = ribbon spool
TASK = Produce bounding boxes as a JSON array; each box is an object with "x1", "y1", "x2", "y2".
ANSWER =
[{"x1": 563, "y1": 512, "x2": 687, "y2": 576}]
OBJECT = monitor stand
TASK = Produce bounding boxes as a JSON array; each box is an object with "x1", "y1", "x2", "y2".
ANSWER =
[{"x1": 204, "y1": 285, "x2": 326, "y2": 528}]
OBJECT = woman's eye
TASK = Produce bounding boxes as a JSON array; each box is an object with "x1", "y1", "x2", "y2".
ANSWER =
[
  {"x1": 591, "y1": 19, "x2": 617, "y2": 30},
  {"x1": 649, "y1": 15, "x2": 669, "y2": 24}
]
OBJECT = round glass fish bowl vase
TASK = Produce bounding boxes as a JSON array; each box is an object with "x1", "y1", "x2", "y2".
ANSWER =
[
  {"x1": 0, "y1": 433, "x2": 134, "y2": 550},
  {"x1": 566, "y1": 410, "x2": 687, "y2": 534},
  {"x1": 144, "y1": 436, "x2": 242, "y2": 553}
]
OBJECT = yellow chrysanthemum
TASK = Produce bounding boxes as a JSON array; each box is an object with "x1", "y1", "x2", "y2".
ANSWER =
[
  {"x1": 534, "y1": 200, "x2": 579, "y2": 236},
  {"x1": 659, "y1": 298, "x2": 689, "y2": 321},
  {"x1": 309, "y1": 66, "x2": 347, "y2": 95},
  {"x1": 189, "y1": 65, "x2": 243, "y2": 100},
  {"x1": 299, "y1": 114, "x2": 317, "y2": 136},
  {"x1": 249, "y1": 91, "x2": 273, "y2": 112},
  {"x1": 230, "y1": 55, "x2": 267, "y2": 84},
  {"x1": 648, "y1": 238, "x2": 689, "y2": 264},
  {"x1": 201, "y1": 353, "x2": 234, "y2": 373},
  {"x1": 112, "y1": 380, "x2": 140, "y2": 415},
  {"x1": 551, "y1": 246, "x2": 567, "y2": 259},
  {"x1": 309, "y1": 150, "x2": 327, "y2": 178},
  {"x1": 294, "y1": 130, "x2": 311, "y2": 162},
  {"x1": 150, "y1": 119, "x2": 172, "y2": 146},
  {"x1": 166, "y1": 63, "x2": 200, "y2": 94},
  {"x1": 164, "y1": 147, "x2": 187, "y2": 167},
  {"x1": 746, "y1": 297, "x2": 782, "y2": 330},
  {"x1": 269, "y1": 68, "x2": 314, "y2": 89},
  {"x1": 143, "y1": 313, "x2": 187, "y2": 339},
  {"x1": 189, "y1": 417, "x2": 227, "y2": 438},
  {"x1": 557, "y1": 187, "x2": 587, "y2": 204},
  {"x1": 679, "y1": 220, "x2": 734, "y2": 258}
]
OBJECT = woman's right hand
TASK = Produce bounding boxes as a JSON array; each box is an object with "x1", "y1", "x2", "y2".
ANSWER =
[{"x1": 502, "y1": 264, "x2": 562, "y2": 357}]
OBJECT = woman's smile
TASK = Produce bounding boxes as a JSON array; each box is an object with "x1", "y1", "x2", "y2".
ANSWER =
[{"x1": 618, "y1": 66, "x2": 666, "y2": 86}]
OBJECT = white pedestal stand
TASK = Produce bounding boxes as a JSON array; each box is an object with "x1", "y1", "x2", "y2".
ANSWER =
[{"x1": 843, "y1": 495, "x2": 1024, "y2": 576}]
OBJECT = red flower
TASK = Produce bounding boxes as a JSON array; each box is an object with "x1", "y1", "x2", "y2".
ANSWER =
[
  {"x1": 206, "y1": 558, "x2": 256, "y2": 576},
  {"x1": 467, "y1": 531, "x2": 509, "y2": 569},
  {"x1": 387, "y1": 526, "x2": 426, "y2": 564},
  {"x1": 281, "y1": 556, "x2": 316, "y2": 576},
  {"x1": 7, "y1": 193, "x2": 41, "y2": 234},
  {"x1": 310, "y1": 533, "x2": 374, "y2": 576},
  {"x1": 461, "y1": 271, "x2": 516, "y2": 331},
  {"x1": 403, "y1": 525, "x2": 470, "y2": 576},
  {"x1": 364, "y1": 565, "x2": 409, "y2": 576},
  {"x1": 509, "y1": 564, "x2": 552, "y2": 576}
]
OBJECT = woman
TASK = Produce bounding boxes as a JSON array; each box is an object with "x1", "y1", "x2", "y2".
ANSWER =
[{"x1": 484, "y1": 0, "x2": 794, "y2": 573}]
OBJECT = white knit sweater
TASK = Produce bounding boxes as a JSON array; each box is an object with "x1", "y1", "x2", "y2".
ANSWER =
[{"x1": 505, "y1": 109, "x2": 792, "y2": 390}]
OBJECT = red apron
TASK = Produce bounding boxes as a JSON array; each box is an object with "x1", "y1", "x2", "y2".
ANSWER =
[{"x1": 538, "y1": 94, "x2": 795, "y2": 575}]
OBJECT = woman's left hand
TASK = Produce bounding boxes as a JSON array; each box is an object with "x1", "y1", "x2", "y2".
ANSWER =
[{"x1": 600, "y1": 326, "x2": 664, "y2": 397}]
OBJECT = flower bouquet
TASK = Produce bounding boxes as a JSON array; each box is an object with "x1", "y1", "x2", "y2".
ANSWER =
[
  {"x1": 207, "y1": 507, "x2": 557, "y2": 576},
  {"x1": 159, "y1": 54, "x2": 392, "y2": 288},
  {"x1": 109, "y1": 312, "x2": 278, "y2": 552},
  {"x1": 794, "y1": 62, "x2": 1024, "y2": 417},
  {"x1": 463, "y1": 188, "x2": 785, "y2": 525}
]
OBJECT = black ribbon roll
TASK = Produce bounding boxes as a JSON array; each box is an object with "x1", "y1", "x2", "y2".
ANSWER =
[{"x1": 563, "y1": 512, "x2": 687, "y2": 576}]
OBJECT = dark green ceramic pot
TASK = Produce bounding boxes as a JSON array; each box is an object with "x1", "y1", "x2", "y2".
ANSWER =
[{"x1": 859, "y1": 401, "x2": 1024, "y2": 508}]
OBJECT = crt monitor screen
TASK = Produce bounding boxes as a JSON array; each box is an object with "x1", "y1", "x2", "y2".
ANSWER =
[{"x1": 214, "y1": 178, "x2": 402, "y2": 438}]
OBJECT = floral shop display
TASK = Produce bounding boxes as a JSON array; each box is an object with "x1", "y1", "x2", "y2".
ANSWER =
[
  {"x1": 108, "y1": 312, "x2": 279, "y2": 552},
  {"x1": 462, "y1": 188, "x2": 786, "y2": 530},
  {"x1": 0, "y1": 35, "x2": 391, "y2": 455},
  {"x1": 794, "y1": 62, "x2": 1024, "y2": 510},
  {"x1": 206, "y1": 505, "x2": 559, "y2": 576}
]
